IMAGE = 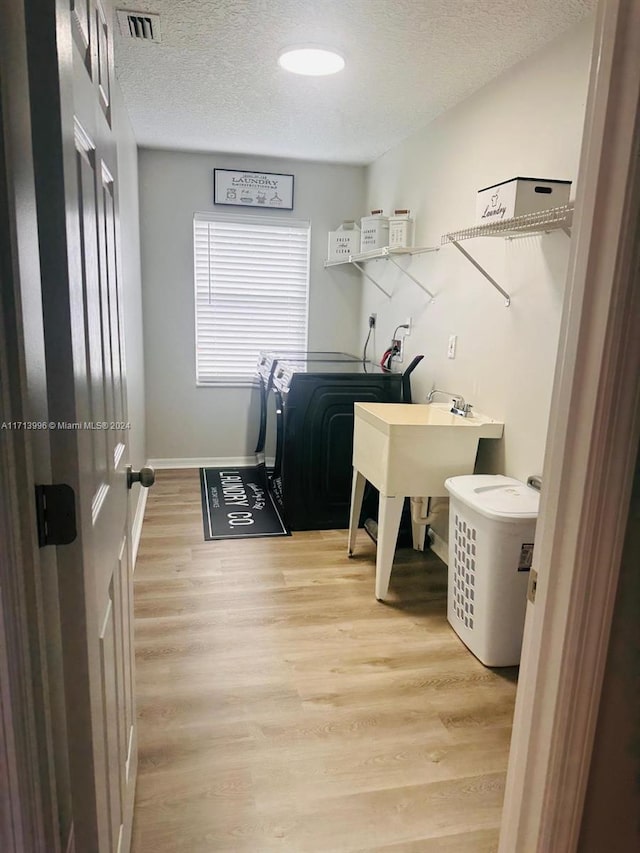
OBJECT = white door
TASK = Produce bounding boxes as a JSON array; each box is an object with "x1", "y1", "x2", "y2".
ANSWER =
[{"x1": 26, "y1": 2, "x2": 139, "y2": 849}]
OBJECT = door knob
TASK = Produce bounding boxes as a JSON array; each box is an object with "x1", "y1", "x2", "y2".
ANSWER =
[{"x1": 127, "y1": 465, "x2": 155, "y2": 489}]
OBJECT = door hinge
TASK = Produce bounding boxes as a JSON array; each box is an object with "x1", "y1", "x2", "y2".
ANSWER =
[
  {"x1": 527, "y1": 568, "x2": 538, "y2": 604},
  {"x1": 35, "y1": 484, "x2": 77, "y2": 547}
]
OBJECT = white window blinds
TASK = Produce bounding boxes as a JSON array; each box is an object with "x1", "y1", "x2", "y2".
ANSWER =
[{"x1": 194, "y1": 214, "x2": 310, "y2": 386}]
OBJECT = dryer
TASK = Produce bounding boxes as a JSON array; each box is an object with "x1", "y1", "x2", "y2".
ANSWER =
[{"x1": 271, "y1": 360, "x2": 405, "y2": 530}]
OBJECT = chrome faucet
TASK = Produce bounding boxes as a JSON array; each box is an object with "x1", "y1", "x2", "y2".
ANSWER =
[{"x1": 426, "y1": 388, "x2": 473, "y2": 417}]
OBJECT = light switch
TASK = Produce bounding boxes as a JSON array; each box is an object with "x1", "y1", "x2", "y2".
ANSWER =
[{"x1": 448, "y1": 335, "x2": 457, "y2": 359}]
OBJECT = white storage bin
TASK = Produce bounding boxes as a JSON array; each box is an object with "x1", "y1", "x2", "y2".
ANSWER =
[
  {"x1": 327, "y1": 221, "x2": 360, "y2": 261},
  {"x1": 476, "y1": 177, "x2": 571, "y2": 225},
  {"x1": 360, "y1": 210, "x2": 389, "y2": 252},
  {"x1": 445, "y1": 474, "x2": 540, "y2": 667},
  {"x1": 388, "y1": 209, "x2": 413, "y2": 248}
]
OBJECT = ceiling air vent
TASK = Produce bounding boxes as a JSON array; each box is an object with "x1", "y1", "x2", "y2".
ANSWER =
[{"x1": 116, "y1": 10, "x2": 161, "y2": 43}]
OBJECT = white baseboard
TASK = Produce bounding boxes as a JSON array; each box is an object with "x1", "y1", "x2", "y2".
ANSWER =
[
  {"x1": 428, "y1": 528, "x2": 449, "y2": 566},
  {"x1": 147, "y1": 456, "x2": 274, "y2": 469},
  {"x1": 131, "y1": 486, "x2": 148, "y2": 569}
]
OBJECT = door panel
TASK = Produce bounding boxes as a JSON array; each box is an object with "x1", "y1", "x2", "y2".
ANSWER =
[
  {"x1": 95, "y1": 0, "x2": 111, "y2": 123},
  {"x1": 74, "y1": 121, "x2": 110, "y2": 501},
  {"x1": 100, "y1": 166, "x2": 127, "y2": 459},
  {"x1": 99, "y1": 593, "x2": 121, "y2": 852},
  {"x1": 97, "y1": 162, "x2": 117, "y2": 466},
  {"x1": 122, "y1": 536, "x2": 136, "y2": 798},
  {"x1": 113, "y1": 540, "x2": 127, "y2": 811},
  {"x1": 71, "y1": 0, "x2": 92, "y2": 72},
  {"x1": 118, "y1": 538, "x2": 135, "y2": 781}
]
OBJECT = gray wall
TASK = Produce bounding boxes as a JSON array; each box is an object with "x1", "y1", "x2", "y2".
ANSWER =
[{"x1": 139, "y1": 149, "x2": 365, "y2": 461}]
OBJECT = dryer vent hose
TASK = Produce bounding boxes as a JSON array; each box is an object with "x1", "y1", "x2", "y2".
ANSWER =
[{"x1": 401, "y1": 354, "x2": 424, "y2": 403}]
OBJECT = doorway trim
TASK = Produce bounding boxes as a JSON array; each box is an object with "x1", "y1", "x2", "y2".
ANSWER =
[
  {"x1": 499, "y1": 1, "x2": 640, "y2": 849},
  {"x1": 2, "y1": 0, "x2": 639, "y2": 850},
  {"x1": 0, "y1": 2, "x2": 68, "y2": 850},
  {"x1": 0, "y1": 49, "x2": 57, "y2": 853}
]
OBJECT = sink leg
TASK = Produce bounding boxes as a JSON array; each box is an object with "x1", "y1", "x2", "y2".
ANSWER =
[
  {"x1": 375, "y1": 495, "x2": 404, "y2": 601},
  {"x1": 347, "y1": 469, "x2": 366, "y2": 557},
  {"x1": 412, "y1": 520, "x2": 427, "y2": 551}
]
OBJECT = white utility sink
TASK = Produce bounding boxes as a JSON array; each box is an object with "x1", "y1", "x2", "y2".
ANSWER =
[
  {"x1": 347, "y1": 402, "x2": 504, "y2": 600},
  {"x1": 352, "y1": 402, "x2": 504, "y2": 498}
]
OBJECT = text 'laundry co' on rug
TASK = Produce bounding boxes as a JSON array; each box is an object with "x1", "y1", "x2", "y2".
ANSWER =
[{"x1": 199, "y1": 466, "x2": 290, "y2": 540}]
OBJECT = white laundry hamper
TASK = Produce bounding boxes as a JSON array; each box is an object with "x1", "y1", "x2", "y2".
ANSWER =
[{"x1": 444, "y1": 475, "x2": 540, "y2": 667}]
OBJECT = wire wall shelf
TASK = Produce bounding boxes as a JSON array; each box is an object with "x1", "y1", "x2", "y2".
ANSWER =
[
  {"x1": 442, "y1": 203, "x2": 574, "y2": 244},
  {"x1": 323, "y1": 245, "x2": 440, "y2": 300},
  {"x1": 324, "y1": 205, "x2": 574, "y2": 307},
  {"x1": 441, "y1": 203, "x2": 574, "y2": 306}
]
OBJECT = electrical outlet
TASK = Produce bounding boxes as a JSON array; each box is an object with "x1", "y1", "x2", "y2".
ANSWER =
[
  {"x1": 392, "y1": 338, "x2": 404, "y2": 364},
  {"x1": 392, "y1": 320, "x2": 411, "y2": 364},
  {"x1": 369, "y1": 312, "x2": 377, "y2": 328},
  {"x1": 448, "y1": 334, "x2": 457, "y2": 359}
]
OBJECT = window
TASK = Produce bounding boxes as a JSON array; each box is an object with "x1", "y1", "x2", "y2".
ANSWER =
[{"x1": 194, "y1": 213, "x2": 310, "y2": 386}]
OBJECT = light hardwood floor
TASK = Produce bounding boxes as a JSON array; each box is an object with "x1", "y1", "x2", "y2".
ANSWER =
[{"x1": 131, "y1": 469, "x2": 517, "y2": 852}]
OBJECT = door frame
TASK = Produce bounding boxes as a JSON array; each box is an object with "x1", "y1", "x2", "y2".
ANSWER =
[
  {"x1": 499, "y1": 0, "x2": 640, "y2": 849},
  {"x1": 0, "y1": 409, "x2": 50, "y2": 853},
  {"x1": 0, "y1": 3, "x2": 60, "y2": 850}
]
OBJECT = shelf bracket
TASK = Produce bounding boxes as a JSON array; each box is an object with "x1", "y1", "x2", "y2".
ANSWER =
[
  {"x1": 450, "y1": 240, "x2": 511, "y2": 307},
  {"x1": 506, "y1": 226, "x2": 573, "y2": 242},
  {"x1": 351, "y1": 260, "x2": 392, "y2": 299},
  {"x1": 387, "y1": 255, "x2": 435, "y2": 299}
]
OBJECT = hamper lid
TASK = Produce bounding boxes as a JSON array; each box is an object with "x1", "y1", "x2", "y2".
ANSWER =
[{"x1": 445, "y1": 474, "x2": 539, "y2": 521}]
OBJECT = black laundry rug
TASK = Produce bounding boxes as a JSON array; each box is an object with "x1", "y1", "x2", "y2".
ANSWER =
[{"x1": 199, "y1": 466, "x2": 290, "y2": 541}]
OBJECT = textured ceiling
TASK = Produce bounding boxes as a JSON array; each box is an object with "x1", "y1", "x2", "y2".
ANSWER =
[{"x1": 112, "y1": 0, "x2": 596, "y2": 164}]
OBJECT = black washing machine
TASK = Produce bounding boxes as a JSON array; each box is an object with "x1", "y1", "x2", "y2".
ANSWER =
[
  {"x1": 254, "y1": 350, "x2": 360, "y2": 462},
  {"x1": 270, "y1": 358, "x2": 422, "y2": 531}
]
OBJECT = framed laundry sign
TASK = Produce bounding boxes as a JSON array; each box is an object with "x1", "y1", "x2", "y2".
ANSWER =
[{"x1": 213, "y1": 169, "x2": 294, "y2": 210}]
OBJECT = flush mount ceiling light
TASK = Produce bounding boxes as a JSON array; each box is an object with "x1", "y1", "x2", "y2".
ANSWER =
[{"x1": 278, "y1": 46, "x2": 345, "y2": 77}]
